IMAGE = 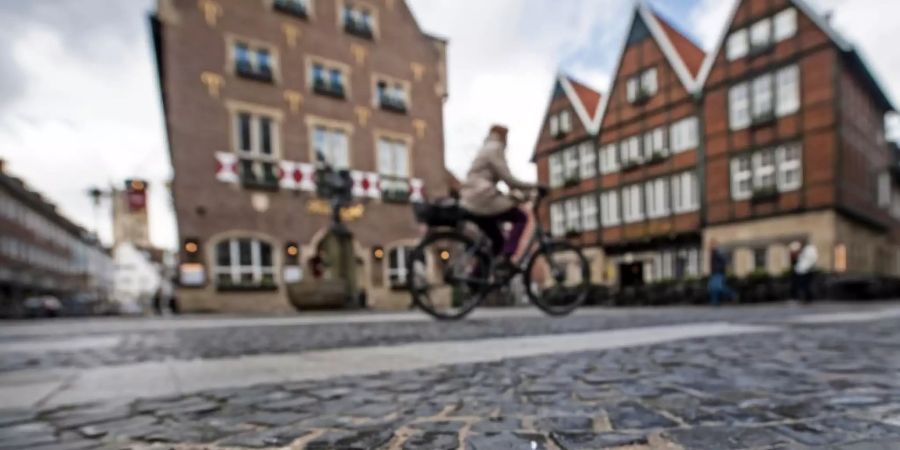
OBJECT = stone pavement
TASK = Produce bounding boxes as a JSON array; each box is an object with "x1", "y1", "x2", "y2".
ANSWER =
[
  {"x1": 1, "y1": 303, "x2": 893, "y2": 373},
  {"x1": 0, "y1": 305, "x2": 899, "y2": 449}
]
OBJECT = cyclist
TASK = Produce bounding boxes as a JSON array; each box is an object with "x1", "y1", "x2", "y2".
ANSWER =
[{"x1": 459, "y1": 125, "x2": 545, "y2": 267}]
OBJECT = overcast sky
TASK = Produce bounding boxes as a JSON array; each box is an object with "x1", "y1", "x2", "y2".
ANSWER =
[{"x1": 0, "y1": 0, "x2": 897, "y2": 250}]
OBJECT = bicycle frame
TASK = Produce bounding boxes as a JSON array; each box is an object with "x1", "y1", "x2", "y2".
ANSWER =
[{"x1": 450, "y1": 191, "x2": 561, "y2": 290}]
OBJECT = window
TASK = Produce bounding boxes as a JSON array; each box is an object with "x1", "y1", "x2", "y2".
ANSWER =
[
  {"x1": 776, "y1": 143, "x2": 802, "y2": 192},
  {"x1": 750, "y1": 18, "x2": 772, "y2": 50},
  {"x1": 627, "y1": 67, "x2": 657, "y2": 103},
  {"x1": 550, "y1": 203, "x2": 565, "y2": 237},
  {"x1": 600, "y1": 144, "x2": 619, "y2": 174},
  {"x1": 313, "y1": 126, "x2": 349, "y2": 169},
  {"x1": 727, "y1": 29, "x2": 749, "y2": 61},
  {"x1": 776, "y1": 65, "x2": 800, "y2": 117},
  {"x1": 601, "y1": 191, "x2": 620, "y2": 226},
  {"x1": 753, "y1": 247, "x2": 768, "y2": 271},
  {"x1": 732, "y1": 143, "x2": 803, "y2": 200},
  {"x1": 774, "y1": 8, "x2": 798, "y2": 42},
  {"x1": 549, "y1": 111, "x2": 572, "y2": 137},
  {"x1": 670, "y1": 116, "x2": 699, "y2": 153},
  {"x1": 560, "y1": 111, "x2": 573, "y2": 134},
  {"x1": 234, "y1": 43, "x2": 275, "y2": 82},
  {"x1": 732, "y1": 65, "x2": 801, "y2": 130},
  {"x1": 564, "y1": 146, "x2": 579, "y2": 183},
  {"x1": 376, "y1": 79, "x2": 408, "y2": 113},
  {"x1": 311, "y1": 62, "x2": 346, "y2": 98},
  {"x1": 580, "y1": 194, "x2": 598, "y2": 231},
  {"x1": 731, "y1": 156, "x2": 753, "y2": 200},
  {"x1": 622, "y1": 185, "x2": 644, "y2": 223},
  {"x1": 620, "y1": 136, "x2": 643, "y2": 167},
  {"x1": 752, "y1": 73, "x2": 774, "y2": 121},
  {"x1": 274, "y1": 0, "x2": 309, "y2": 18},
  {"x1": 672, "y1": 172, "x2": 699, "y2": 213},
  {"x1": 565, "y1": 198, "x2": 581, "y2": 234},
  {"x1": 626, "y1": 78, "x2": 639, "y2": 103},
  {"x1": 234, "y1": 111, "x2": 279, "y2": 189},
  {"x1": 753, "y1": 150, "x2": 777, "y2": 191},
  {"x1": 645, "y1": 178, "x2": 670, "y2": 219},
  {"x1": 214, "y1": 238, "x2": 275, "y2": 289},
  {"x1": 878, "y1": 172, "x2": 891, "y2": 209},
  {"x1": 549, "y1": 153, "x2": 564, "y2": 188},
  {"x1": 377, "y1": 138, "x2": 410, "y2": 200},
  {"x1": 643, "y1": 127, "x2": 667, "y2": 161},
  {"x1": 388, "y1": 247, "x2": 414, "y2": 288},
  {"x1": 579, "y1": 142, "x2": 596, "y2": 179},
  {"x1": 343, "y1": 3, "x2": 375, "y2": 39},
  {"x1": 729, "y1": 83, "x2": 751, "y2": 130},
  {"x1": 641, "y1": 68, "x2": 658, "y2": 96}
]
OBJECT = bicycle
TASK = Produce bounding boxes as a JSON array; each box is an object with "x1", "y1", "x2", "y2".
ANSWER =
[{"x1": 408, "y1": 189, "x2": 591, "y2": 320}]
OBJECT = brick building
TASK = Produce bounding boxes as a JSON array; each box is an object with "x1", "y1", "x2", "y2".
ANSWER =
[
  {"x1": 151, "y1": 0, "x2": 450, "y2": 313},
  {"x1": 536, "y1": 0, "x2": 899, "y2": 288},
  {"x1": 0, "y1": 161, "x2": 114, "y2": 317}
]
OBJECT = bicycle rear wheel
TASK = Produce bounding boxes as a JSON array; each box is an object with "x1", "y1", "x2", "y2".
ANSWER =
[
  {"x1": 524, "y1": 241, "x2": 590, "y2": 316},
  {"x1": 407, "y1": 231, "x2": 492, "y2": 320}
]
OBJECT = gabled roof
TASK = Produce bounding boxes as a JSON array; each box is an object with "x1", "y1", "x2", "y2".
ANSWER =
[
  {"x1": 696, "y1": 0, "x2": 895, "y2": 111},
  {"x1": 556, "y1": 74, "x2": 603, "y2": 132},
  {"x1": 652, "y1": 11, "x2": 706, "y2": 78},
  {"x1": 588, "y1": 1, "x2": 706, "y2": 133}
]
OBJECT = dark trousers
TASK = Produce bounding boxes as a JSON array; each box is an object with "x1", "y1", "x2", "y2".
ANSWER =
[
  {"x1": 797, "y1": 272, "x2": 814, "y2": 302},
  {"x1": 471, "y1": 208, "x2": 528, "y2": 257}
]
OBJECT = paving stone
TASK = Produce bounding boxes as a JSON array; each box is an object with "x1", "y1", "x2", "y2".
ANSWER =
[
  {"x1": 403, "y1": 432, "x2": 459, "y2": 450},
  {"x1": 239, "y1": 411, "x2": 309, "y2": 426},
  {"x1": 255, "y1": 395, "x2": 319, "y2": 412},
  {"x1": 534, "y1": 415, "x2": 594, "y2": 432},
  {"x1": 408, "y1": 420, "x2": 466, "y2": 433},
  {"x1": 470, "y1": 416, "x2": 522, "y2": 433},
  {"x1": 606, "y1": 402, "x2": 677, "y2": 430},
  {"x1": 305, "y1": 429, "x2": 395, "y2": 450},
  {"x1": 550, "y1": 431, "x2": 648, "y2": 450},
  {"x1": 0, "y1": 410, "x2": 36, "y2": 428},
  {"x1": 216, "y1": 427, "x2": 312, "y2": 448},
  {"x1": 664, "y1": 426, "x2": 789, "y2": 449},
  {"x1": 773, "y1": 422, "x2": 855, "y2": 446},
  {"x1": 465, "y1": 432, "x2": 548, "y2": 450}
]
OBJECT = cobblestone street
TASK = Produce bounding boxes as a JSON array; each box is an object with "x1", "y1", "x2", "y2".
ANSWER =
[{"x1": 1, "y1": 304, "x2": 900, "y2": 449}]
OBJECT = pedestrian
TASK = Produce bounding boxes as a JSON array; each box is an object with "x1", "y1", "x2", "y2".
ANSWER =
[
  {"x1": 708, "y1": 240, "x2": 734, "y2": 306},
  {"x1": 788, "y1": 241, "x2": 802, "y2": 301},
  {"x1": 795, "y1": 240, "x2": 818, "y2": 303}
]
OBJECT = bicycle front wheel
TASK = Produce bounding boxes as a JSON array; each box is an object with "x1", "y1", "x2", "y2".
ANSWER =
[
  {"x1": 407, "y1": 231, "x2": 492, "y2": 321},
  {"x1": 524, "y1": 241, "x2": 590, "y2": 316}
]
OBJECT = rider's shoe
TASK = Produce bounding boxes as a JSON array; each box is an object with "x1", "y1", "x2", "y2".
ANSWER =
[{"x1": 493, "y1": 256, "x2": 516, "y2": 281}]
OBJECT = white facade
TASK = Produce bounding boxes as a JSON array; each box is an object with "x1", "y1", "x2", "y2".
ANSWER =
[{"x1": 112, "y1": 243, "x2": 163, "y2": 314}]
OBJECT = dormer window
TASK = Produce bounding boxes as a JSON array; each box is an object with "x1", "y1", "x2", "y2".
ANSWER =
[
  {"x1": 343, "y1": 4, "x2": 375, "y2": 39},
  {"x1": 376, "y1": 78, "x2": 409, "y2": 114},
  {"x1": 273, "y1": 0, "x2": 308, "y2": 19},
  {"x1": 749, "y1": 18, "x2": 773, "y2": 55},
  {"x1": 627, "y1": 67, "x2": 657, "y2": 104},
  {"x1": 311, "y1": 63, "x2": 346, "y2": 99},
  {"x1": 727, "y1": 8, "x2": 797, "y2": 61},
  {"x1": 233, "y1": 43, "x2": 275, "y2": 83},
  {"x1": 549, "y1": 110, "x2": 572, "y2": 138}
]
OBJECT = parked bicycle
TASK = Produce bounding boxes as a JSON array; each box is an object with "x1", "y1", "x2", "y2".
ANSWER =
[{"x1": 408, "y1": 189, "x2": 591, "y2": 320}]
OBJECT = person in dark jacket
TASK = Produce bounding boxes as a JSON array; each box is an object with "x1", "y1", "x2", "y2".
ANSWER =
[{"x1": 708, "y1": 240, "x2": 735, "y2": 306}]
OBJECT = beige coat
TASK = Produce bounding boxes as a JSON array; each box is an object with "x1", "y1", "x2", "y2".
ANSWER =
[{"x1": 460, "y1": 137, "x2": 536, "y2": 216}]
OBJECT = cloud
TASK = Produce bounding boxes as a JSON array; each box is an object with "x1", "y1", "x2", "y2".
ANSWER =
[
  {"x1": 0, "y1": 0, "x2": 173, "y2": 249},
  {"x1": 407, "y1": 0, "x2": 633, "y2": 182}
]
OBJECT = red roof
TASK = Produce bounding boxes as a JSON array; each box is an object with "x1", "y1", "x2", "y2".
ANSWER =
[
  {"x1": 652, "y1": 11, "x2": 706, "y2": 78},
  {"x1": 567, "y1": 77, "x2": 602, "y2": 121}
]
